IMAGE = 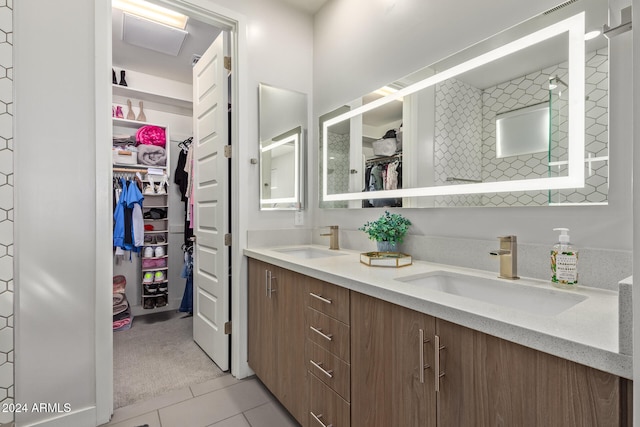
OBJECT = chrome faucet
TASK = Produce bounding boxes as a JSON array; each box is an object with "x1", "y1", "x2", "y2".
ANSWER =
[
  {"x1": 321, "y1": 225, "x2": 340, "y2": 250},
  {"x1": 490, "y1": 235, "x2": 519, "y2": 280}
]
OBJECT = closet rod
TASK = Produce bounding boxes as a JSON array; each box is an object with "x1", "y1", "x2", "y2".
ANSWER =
[
  {"x1": 366, "y1": 153, "x2": 403, "y2": 164},
  {"x1": 113, "y1": 167, "x2": 148, "y2": 173}
]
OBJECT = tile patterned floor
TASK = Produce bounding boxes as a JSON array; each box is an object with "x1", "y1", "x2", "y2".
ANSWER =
[{"x1": 101, "y1": 375, "x2": 300, "y2": 427}]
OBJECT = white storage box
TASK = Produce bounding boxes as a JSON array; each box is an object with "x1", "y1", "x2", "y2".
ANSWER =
[{"x1": 113, "y1": 148, "x2": 138, "y2": 165}]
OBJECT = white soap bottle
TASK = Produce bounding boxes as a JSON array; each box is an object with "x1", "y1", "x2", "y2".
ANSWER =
[{"x1": 551, "y1": 228, "x2": 578, "y2": 289}]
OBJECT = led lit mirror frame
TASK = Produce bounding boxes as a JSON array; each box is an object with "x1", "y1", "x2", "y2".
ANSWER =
[
  {"x1": 260, "y1": 127, "x2": 301, "y2": 208},
  {"x1": 259, "y1": 83, "x2": 307, "y2": 210},
  {"x1": 322, "y1": 13, "x2": 585, "y2": 203}
]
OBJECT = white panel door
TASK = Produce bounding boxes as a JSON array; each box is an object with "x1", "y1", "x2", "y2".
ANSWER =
[{"x1": 192, "y1": 32, "x2": 230, "y2": 370}]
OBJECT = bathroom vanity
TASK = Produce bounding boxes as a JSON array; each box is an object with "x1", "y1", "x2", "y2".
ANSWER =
[{"x1": 245, "y1": 246, "x2": 632, "y2": 427}]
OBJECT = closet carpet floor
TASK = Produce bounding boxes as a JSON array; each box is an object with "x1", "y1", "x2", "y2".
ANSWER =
[{"x1": 113, "y1": 310, "x2": 226, "y2": 409}]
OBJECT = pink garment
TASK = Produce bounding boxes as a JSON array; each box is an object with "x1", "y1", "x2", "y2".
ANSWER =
[{"x1": 113, "y1": 318, "x2": 131, "y2": 330}]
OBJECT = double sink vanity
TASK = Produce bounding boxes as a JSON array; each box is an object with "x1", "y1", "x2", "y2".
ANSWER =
[{"x1": 245, "y1": 244, "x2": 631, "y2": 427}]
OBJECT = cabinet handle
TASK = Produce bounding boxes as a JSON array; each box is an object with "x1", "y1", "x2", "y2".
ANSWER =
[
  {"x1": 309, "y1": 292, "x2": 332, "y2": 304},
  {"x1": 419, "y1": 329, "x2": 431, "y2": 384},
  {"x1": 309, "y1": 326, "x2": 333, "y2": 341},
  {"x1": 310, "y1": 412, "x2": 333, "y2": 427},
  {"x1": 310, "y1": 359, "x2": 334, "y2": 378},
  {"x1": 434, "y1": 335, "x2": 446, "y2": 392},
  {"x1": 265, "y1": 270, "x2": 269, "y2": 297},
  {"x1": 265, "y1": 270, "x2": 276, "y2": 298}
]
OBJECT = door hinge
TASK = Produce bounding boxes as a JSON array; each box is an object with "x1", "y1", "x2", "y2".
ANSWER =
[
  {"x1": 224, "y1": 145, "x2": 232, "y2": 158},
  {"x1": 224, "y1": 321, "x2": 232, "y2": 335},
  {"x1": 224, "y1": 56, "x2": 231, "y2": 71},
  {"x1": 224, "y1": 233, "x2": 232, "y2": 246}
]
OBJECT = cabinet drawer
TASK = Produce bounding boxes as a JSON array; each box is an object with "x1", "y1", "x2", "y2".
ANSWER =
[
  {"x1": 306, "y1": 277, "x2": 350, "y2": 324},
  {"x1": 309, "y1": 373, "x2": 350, "y2": 427},
  {"x1": 307, "y1": 340, "x2": 351, "y2": 402},
  {"x1": 307, "y1": 307, "x2": 350, "y2": 362}
]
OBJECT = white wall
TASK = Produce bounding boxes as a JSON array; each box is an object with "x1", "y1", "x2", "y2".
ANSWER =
[
  {"x1": 211, "y1": 0, "x2": 314, "y2": 227},
  {"x1": 312, "y1": 0, "x2": 633, "y2": 252},
  {"x1": 13, "y1": 0, "x2": 314, "y2": 425},
  {"x1": 15, "y1": 1, "x2": 99, "y2": 425}
]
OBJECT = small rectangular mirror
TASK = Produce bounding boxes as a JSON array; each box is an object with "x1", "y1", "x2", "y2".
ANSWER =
[{"x1": 259, "y1": 83, "x2": 307, "y2": 210}]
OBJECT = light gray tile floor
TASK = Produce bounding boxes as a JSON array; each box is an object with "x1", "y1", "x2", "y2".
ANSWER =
[{"x1": 101, "y1": 375, "x2": 300, "y2": 427}]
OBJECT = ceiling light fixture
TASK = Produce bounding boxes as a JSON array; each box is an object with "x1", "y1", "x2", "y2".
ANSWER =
[{"x1": 113, "y1": 0, "x2": 189, "y2": 30}]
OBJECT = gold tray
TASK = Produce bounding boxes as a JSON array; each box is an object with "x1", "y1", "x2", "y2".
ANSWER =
[{"x1": 360, "y1": 252, "x2": 413, "y2": 268}]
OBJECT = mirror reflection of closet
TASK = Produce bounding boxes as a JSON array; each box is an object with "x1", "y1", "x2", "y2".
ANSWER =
[{"x1": 258, "y1": 83, "x2": 308, "y2": 210}]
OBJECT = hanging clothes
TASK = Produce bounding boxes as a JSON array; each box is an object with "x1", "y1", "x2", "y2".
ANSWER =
[
  {"x1": 113, "y1": 178, "x2": 145, "y2": 252},
  {"x1": 179, "y1": 248, "x2": 193, "y2": 314}
]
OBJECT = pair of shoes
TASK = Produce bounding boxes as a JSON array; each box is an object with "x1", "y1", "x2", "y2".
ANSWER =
[
  {"x1": 143, "y1": 246, "x2": 165, "y2": 258},
  {"x1": 144, "y1": 175, "x2": 169, "y2": 195},
  {"x1": 143, "y1": 236, "x2": 166, "y2": 247},
  {"x1": 112, "y1": 69, "x2": 127, "y2": 86},
  {"x1": 144, "y1": 283, "x2": 158, "y2": 295}
]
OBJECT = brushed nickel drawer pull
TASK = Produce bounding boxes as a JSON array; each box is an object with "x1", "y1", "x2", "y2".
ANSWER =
[
  {"x1": 309, "y1": 292, "x2": 332, "y2": 304},
  {"x1": 310, "y1": 359, "x2": 334, "y2": 378},
  {"x1": 435, "y1": 335, "x2": 445, "y2": 392},
  {"x1": 419, "y1": 329, "x2": 431, "y2": 383},
  {"x1": 310, "y1": 326, "x2": 333, "y2": 341},
  {"x1": 310, "y1": 411, "x2": 333, "y2": 427},
  {"x1": 265, "y1": 270, "x2": 269, "y2": 297}
]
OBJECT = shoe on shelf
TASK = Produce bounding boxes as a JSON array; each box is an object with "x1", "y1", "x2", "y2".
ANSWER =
[
  {"x1": 156, "y1": 175, "x2": 168, "y2": 195},
  {"x1": 154, "y1": 246, "x2": 165, "y2": 258},
  {"x1": 144, "y1": 283, "x2": 158, "y2": 295},
  {"x1": 153, "y1": 271, "x2": 165, "y2": 283},
  {"x1": 156, "y1": 234, "x2": 166, "y2": 244},
  {"x1": 143, "y1": 246, "x2": 154, "y2": 258},
  {"x1": 143, "y1": 272, "x2": 154, "y2": 284},
  {"x1": 157, "y1": 283, "x2": 168, "y2": 293},
  {"x1": 143, "y1": 298, "x2": 155, "y2": 309},
  {"x1": 145, "y1": 176, "x2": 155, "y2": 194},
  {"x1": 155, "y1": 295, "x2": 167, "y2": 307},
  {"x1": 143, "y1": 235, "x2": 153, "y2": 244}
]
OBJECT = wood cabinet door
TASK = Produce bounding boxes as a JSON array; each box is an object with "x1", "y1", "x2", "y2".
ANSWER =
[
  {"x1": 247, "y1": 259, "x2": 276, "y2": 389},
  {"x1": 437, "y1": 319, "x2": 622, "y2": 427},
  {"x1": 273, "y1": 267, "x2": 308, "y2": 426},
  {"x1": 351, "y1": 291, "x2": 437, "y2": 427}
]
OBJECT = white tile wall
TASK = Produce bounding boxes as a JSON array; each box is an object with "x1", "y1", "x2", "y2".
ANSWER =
[{"x1": 0, "y1": 1, "x2": 12, "y2": 425}]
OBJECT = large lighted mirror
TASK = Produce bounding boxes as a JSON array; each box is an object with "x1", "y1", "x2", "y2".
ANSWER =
[
  {"x1": 259, "y1": 83, "x2": 307, "y2": 210},
  {"x1": 321, "y1": 0, "x2": 609, "y2": 208}
]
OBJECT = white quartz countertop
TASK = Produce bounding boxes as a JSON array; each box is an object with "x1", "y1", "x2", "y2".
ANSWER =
[{"x1": 244, "y1": 245, "x2": 632, "y2": 379}]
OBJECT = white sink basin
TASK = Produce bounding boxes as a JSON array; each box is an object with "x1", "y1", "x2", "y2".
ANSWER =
[
  {"x1": 395, "y1": 271, "x2": 587, "y2": 316},
  {"x1": 274, "y1": 247, "x2": 347, "y2": 259}
]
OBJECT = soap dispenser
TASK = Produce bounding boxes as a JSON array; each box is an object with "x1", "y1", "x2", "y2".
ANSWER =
[{"x1": 551, "y1": 228, "x2": 578, "y2": 289}]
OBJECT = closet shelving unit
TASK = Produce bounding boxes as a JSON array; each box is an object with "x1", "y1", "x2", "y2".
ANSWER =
[
  {"x1": 112, "y1": 84, "x2": 176, "y2": 312},
  {"x1": 141, "y1": 185, "x2": 169, "y2": 309}
]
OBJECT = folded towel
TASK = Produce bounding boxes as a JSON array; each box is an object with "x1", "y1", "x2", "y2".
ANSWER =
[
  {"x1": 137, "y1": 144, "x2": 167, "y2": 167},
  {"x1": 113, "y1": 275, "x2": 126, "y2": 293}
]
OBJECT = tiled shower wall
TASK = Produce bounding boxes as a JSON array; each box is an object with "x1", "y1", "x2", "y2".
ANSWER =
[
  {"x1": 0, "y1": 1, "x2": 13, "y2": 425},
  {"x1": 432, "y1": 47, "x2": 608, "y2": 207},
  {"x1": 480, "y1": 47, "x2": 609, "y2": 206}
]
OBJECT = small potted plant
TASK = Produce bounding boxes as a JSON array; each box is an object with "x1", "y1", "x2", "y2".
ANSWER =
[{"x1": 359, "y1": 211, "x2": 412, "y2": 252}]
